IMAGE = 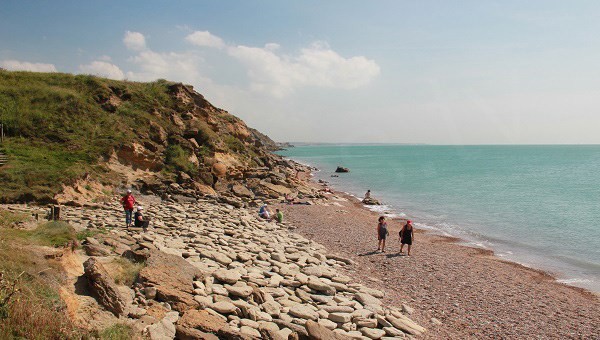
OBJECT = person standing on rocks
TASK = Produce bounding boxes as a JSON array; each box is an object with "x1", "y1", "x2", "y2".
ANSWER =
[
  {"x1": 399, "y1": 220, "x2": 414, "y2": 256},
  {"x1": 275, "y1": 208, "x2": 283, "y2": 223},
  {"x1": 120, "y1": 189, "x2": 136, "y2": 228},
  {"x1": 377, "y1": 216, "x2": 389, "y2": 252},
  {"x1": 365, "y1": 189, "x2": 371, "y2": 199}
]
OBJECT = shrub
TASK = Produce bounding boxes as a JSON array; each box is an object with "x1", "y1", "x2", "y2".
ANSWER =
[
  {"x1": 165, "y1": 144, "x2": 197, "y2": 175},
  {"x1": 30, "y1": 221, "x2": 76, "y2": 247}
]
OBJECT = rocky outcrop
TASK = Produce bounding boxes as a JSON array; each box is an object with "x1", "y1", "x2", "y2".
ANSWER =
[
  {"x1": 83, "y1": 258, "x2": 127, "y2": 316},
  {"x1": 335, "y1": 166, "x2": 350, "y2": 173},
  {"x1": 138, "y1": 249, "x2": 204, "y2": 312},
  {"x1": 362, "y1": 197, "x2": 381, "y2": 205}
]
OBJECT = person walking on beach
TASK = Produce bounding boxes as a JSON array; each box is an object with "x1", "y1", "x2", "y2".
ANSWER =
[
  {"x1": 120, "y1": 189, "x2": 136, "y2": 228},
  {"x1": 399, "y1": 220, "x2": 414, "y2": 256},
  {"x1": 377, "y1": 216, "x2": 389, "y2": 252}
]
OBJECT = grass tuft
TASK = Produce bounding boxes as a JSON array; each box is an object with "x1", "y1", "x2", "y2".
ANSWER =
[
  {"x1": 99, "y1": 323, "x2": 134, "y2": 340},
  {"x1": 111, "y1": 257, "x2": 145, "y2": 286}
]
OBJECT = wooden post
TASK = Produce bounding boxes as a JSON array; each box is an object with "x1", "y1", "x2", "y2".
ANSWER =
[{"x1": 0, "y1": 123, "x2": 3, "y2": 143}]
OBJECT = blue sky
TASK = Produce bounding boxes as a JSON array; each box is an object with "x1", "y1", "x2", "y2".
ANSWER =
[{"x1": 2, "y1": 1, "x2": 600, "y2": 144}]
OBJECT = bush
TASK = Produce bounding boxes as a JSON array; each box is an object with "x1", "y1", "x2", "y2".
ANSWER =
[{"x1": 165, "y1": 144, "x2": 197, "y2": 175}]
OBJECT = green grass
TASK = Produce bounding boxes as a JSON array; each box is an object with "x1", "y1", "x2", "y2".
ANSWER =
[
  {"x1": 30, "y1": 221, "x2": 76, "y2": 247},
  {"x1": 76, "y1": 227, "x2": 107, "y2": 241},
  {"x1": 0, "y1": 208, "x2": 30, "y2": 227},
  {"x1": 165, "y1": 144, "x2": 197, "y2": 175},
  {"x1": 99, "y1": 323, "x2": 134, "y2": 340},
  {"x1": 0, "y1": 222, "x2": 83, "y2": 339},
  {"x1": 111, "y1": 257, "x2": 145, "y2": 286},
  {"x1": 0, "y1": 69, "x2": 267, "y2": 203}
]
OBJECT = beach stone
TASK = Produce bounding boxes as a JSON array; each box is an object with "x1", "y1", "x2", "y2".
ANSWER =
[
  {"x1": 328, "y1": 312, "x2": 352, "y2": 323},
  {"x1": 317, "y1": 319, "x2": 338, "y2": 330},
  {"x1": 355, "y1": 293, "x2": 382, "y2": 307},
  {"x1": 307, "y1": 276, "x2": 336, "y2": 295},
  {"x1": 305, "y1": 320, "x2": 348, "y2": 340},
  {"x1": 147, "y1": 319, "x2": 176, "y2": 340},
  {"x1": 289, "y1": 304, "x2": 318, "y2": 320},
  {"x1": 262, "y1": 301, "x2": 281, "y2": 316},
  {"x1": 376, "y1": 315, "x2": 392, "y2": 327},
  {"x1": 240, "y1": 325, "x2": 261, "y2": 337},
  {"x1": 387, "y1": 315, "x2": 426, "y2": 336},
  {"x1": 383, "y1": 326, "x2": 405, "y2": 337},
  {"x1": 225, "y1": 284, "x2": 253, "y2": 298},
  {"x1": 355, "y1": 318, "x2": 378, "y2": 328},
  {"x1": 323, "y1": 306, "x2": 355, "y2": 313},
  {"x1": 401, "y1": 303, "x2": 414, "y2": 315},
  {"x1": 360, "y1": 327, "x2": 386, "y2": 339},
  {"x1": 213, "y1": 269, "x2": 241, "y2": 284},
  {"x1": 211, "y1": 301, "x2": 237, "y2": 314}
]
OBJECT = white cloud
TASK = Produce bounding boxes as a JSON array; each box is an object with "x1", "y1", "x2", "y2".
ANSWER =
[
  {"x1": 228, "y1": 41, "x2": 380, "y2": 97},
  {"x1": 0, "y1": 59, "x2": 57, "y2": 72},
  {"x1": 79, "y1": 61, "x2": 124, "y2": 80},
  {"x1": 123, "y1": 31, "x2": 146, "y2": 51},
  {"x1": 185, "y1": 31, "x2": 225, "y2": 49},
  {"x1": 125, "y1": 50, "x2": 207, "y2": 85}
]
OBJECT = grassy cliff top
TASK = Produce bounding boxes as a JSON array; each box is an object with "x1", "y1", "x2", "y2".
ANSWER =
[{"x1": 0, "y1": 70, "x2": 277, "y2": 203}]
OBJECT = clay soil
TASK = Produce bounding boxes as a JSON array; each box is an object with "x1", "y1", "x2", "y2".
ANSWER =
[{"x1": 279, "y1": 191, "x2": 600, "y2": 339}]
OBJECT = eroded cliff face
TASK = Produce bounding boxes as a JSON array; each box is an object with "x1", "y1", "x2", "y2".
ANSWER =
[{"x1": 60, "y1": 82, "x2": 311, "y2": 205}]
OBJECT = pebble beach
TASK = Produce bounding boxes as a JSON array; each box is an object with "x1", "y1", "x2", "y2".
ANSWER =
[{"x1": 281, "y1": 190, "x2": 600, "y2": 339}]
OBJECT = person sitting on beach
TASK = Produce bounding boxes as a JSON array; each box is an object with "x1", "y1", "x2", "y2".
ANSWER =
[
  {"x1": 399, "y1": 220, "x2": 414, "y2": 256},
  {"x1": 134, "y1": 206, "x2": 150, "y2": 231},
  {"x1": 365, "y1": 190, "x2": 371, "y2": 199},
  {"x1": 377, "y1": 216, "x2": 389, "y2": 252},
  {"x1": 275, "y1": 208, "x2": 283, "y2": 223},
  {"x1": 259, "y1": 204, "x2": 271, "y2": 220}
]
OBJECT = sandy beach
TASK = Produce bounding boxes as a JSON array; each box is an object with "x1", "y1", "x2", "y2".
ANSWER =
[{"x1": 279, "y1": 187, "x2": 600, "y2": 338}]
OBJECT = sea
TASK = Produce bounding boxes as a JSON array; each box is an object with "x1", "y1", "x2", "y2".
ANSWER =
[{"x1": 278, "y1": 144, "x2": 600, "y2": 292}]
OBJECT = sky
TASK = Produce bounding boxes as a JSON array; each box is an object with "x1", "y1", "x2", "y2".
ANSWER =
[{"x1": 1, "y1": 1, "x2": 600, "y2": 144}]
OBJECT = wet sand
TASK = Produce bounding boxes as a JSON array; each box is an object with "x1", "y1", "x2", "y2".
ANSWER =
[{"x1": 279, "y1": 190, "x2": 600, "y2": 339}]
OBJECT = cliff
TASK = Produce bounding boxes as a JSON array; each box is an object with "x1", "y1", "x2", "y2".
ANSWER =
[{"x1": 0, "y1": 70, "x2": 310, "y2": 204}]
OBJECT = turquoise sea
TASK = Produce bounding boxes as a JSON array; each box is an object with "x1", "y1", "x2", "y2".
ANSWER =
[{"x1": 278, "y1": 145, "x2": 600, "y2": 292}]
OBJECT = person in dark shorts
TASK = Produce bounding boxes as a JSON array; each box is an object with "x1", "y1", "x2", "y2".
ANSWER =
[
  {"x1": 399, "y1": 220, "x2": 414, "y2": 256},
  {"x1": 134, "y1": 206, "x2": 150, "y2": 231},
  {"x1": 377, "y1": 216, "x2": 389, "y2": 252}
]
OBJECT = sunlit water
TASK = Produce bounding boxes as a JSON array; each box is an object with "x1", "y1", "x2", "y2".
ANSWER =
[{"x1": 279, "y1": 145, "x2": 600, "y2": 292}]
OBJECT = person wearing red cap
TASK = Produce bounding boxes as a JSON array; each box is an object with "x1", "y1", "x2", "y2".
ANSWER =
[
  {"x1": 120, "y1": 189, "x2": 136, "y2": 228},
  {"x1": 399, "y1": 220, "x2": 414, "y2": 256}
]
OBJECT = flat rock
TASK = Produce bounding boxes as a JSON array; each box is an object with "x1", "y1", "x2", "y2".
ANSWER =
[
  {"x1": 213, "y1": 269, "x2": 241, "y2": 284},
  {"x1": 289, "y1": 304, "x2": 318, "y2": 321},
  {"x1": 138, "y1": 250, "x2": 203, "y2": 312}
]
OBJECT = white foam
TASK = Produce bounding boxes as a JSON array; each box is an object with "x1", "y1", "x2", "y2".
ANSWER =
[{"x1": 557, "y1": 278, "x2": 593, "y2": 284}]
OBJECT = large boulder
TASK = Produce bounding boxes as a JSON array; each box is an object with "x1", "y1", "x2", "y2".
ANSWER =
[
  {"x1": 83, "y1": 258, "x2": 127, "y2": 316},
  {"x1": 138, "y1": 250, "x2": 204, "y2": 312},
  {"x1": 335, "y1": 166, "x2": 349, "y2": 173}
]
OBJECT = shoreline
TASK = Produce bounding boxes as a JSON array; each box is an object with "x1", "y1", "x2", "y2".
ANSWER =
[
  {"x1": 278, "y1": 170, "x2": 600, "y2": 338},
  {"x1": 300, "y1": 163, "x2": 600, "y2": 295}
]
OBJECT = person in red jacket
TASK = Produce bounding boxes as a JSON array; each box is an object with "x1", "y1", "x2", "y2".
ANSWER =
[{"x1": 120, "y1": 189, "x2": 136, "y2": 227}]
